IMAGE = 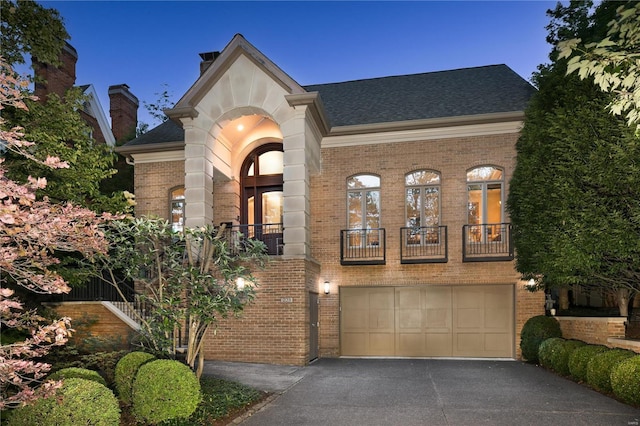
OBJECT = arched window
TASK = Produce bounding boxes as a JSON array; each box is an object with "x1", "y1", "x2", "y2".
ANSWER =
[
  {"x1": 347, "y1": 174, "x2": 381, "y2": 230},
  {"x1": 170, "y1": 187, "x2": 185, "y2": 232},
  {"x1": 467, "y1": 166, "x2": 504, "y2": 244},
  {"x1": 240, "y1": 143, "x2": 284, "y2": 255},
  {"x1": 467, "y1": 166, "x2": 503, "y2": 225},
  {"x1": 405, "y1": 170, "x2": 440, "y2": 244}
]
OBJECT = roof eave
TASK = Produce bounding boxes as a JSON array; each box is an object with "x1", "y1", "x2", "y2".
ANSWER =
[
  {"x1": 115, "y1": 140, "x2": 185, "y2": 156},
  {"x1": 328, "y1": 111, "x2": 526, "y2": 136}
]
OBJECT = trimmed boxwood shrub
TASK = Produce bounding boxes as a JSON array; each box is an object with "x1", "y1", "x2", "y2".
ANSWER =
[
  {"x1": 48, "y1": 367, "x2": 108, "y2": 387},
  {"x1": 538, "y1": 337, "x2": 565, "y2": 370},
  {"x1": 114, "y1": 351, "x2": 155, "y2": 405},
  {"x1": 7, "y1": 378, "x2": 120, "y2": 426},
  {"x1": 611, "y1": 355, "x2": 640, "y2": 406},
  {"x1": 550, "y1": 339, "x2": 586, "y2": 376},
  {"x1": 586, "y1": 348, "x2": 636, "y2": 393},
  {"x1": 568, "y1": 344, "x2": 609, "y2": 382},
  {"x1": 520, "y1": 315, "x2": 562, "y2": 363},
  {"x1": 132, "y1": 359, "x2": 202, "y2": 424}
]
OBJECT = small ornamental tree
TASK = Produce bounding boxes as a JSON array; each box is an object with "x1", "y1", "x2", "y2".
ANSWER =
[
  {"x1": 90, "y1": 217, "x2": 267, "y2": 378},
  {"x1": 1, "y1": 59, "x2": 110, "y2": 409}
]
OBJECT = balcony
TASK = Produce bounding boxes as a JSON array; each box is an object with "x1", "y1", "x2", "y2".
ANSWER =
[
  {"x1": 462, "y1": 223, "x2": 513, "y2": 262},
  {"x1": 223, "y1": 223, "x2": 284, "y2": 256},
  {"x1": 340, "y1": 228, "x2": 386, "y2": 265},
  {"x1": 400, "y1": 226, "x2": 448, "y2": 264}
]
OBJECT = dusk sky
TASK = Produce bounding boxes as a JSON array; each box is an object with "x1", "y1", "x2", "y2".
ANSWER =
[{"x1": 38, "y1": 1, "x2": 557, "y2": 129}]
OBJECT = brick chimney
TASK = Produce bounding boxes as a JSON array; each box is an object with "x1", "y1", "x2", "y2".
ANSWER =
[
  {"x1": 33, "y1": 42, "x2": 78, "y2": 102},
  {"x1": 199, "y1": 51, "x2": 220, "y2": 75},
  {"x1": 108, "y1": 84, "x2": 139, "y2": 142}
]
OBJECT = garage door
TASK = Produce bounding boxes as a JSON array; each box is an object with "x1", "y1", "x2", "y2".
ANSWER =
[{"x1": 340, "y1": 285, "x2": 514, "y2": 358}]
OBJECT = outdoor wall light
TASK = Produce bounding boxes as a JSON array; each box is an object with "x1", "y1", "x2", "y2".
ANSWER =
[
  {"x1": 324, "y1": 281, "x2": 331, "y2": 295},
  {"x1": 236, "y1": 277, "x2": 246, "y2": 291},
  {"x1": 526, "y1": 278, "x2": 536, "y2": 288}
]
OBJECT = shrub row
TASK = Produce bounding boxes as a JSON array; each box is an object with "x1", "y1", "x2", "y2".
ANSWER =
[
  {"x1": 521, "y1": 315, "x2": 640, "y2": 407},
  {"x1": 538, "y1": 336, "x2": 639, "y2": 406},
  {"x1": 8, "y1": 352, "x2": 202, "y2": 425}
]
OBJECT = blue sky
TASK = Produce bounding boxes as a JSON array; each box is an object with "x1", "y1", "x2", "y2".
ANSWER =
[{"x1": 38, "y1": 1, "x2": 557, "y2": 128}]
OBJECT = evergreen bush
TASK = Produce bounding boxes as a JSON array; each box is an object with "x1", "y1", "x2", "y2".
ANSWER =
[
  {"x1": 586, "y1": 348, "x2": 635, "y2": 393},
  {"x1": 568, "y1": 344, "x2": 609, "y2": 382},
  {"x1": 550, "y1": 339, "x2": 586, "y2": 376},
  {"x1": 538, "y1": 337, "x2": 565, "y2": 369},
  {"x1": 520, "y1": 315, "x2": 562, "y2": 363},
  {"x1": 131, "y1": 359, "x2": 202, "y2": 424},
  {"x1": 48, "y1": 367, "x2": 107, "y2": 387},
  {"x1": 7, "y1": 378, "x2": 119, "y2": 426},
  {"x1": 611, "y1": 355, "x2": 640, "y2": 406},
  {"x1": 114, "y1": 351, "x2": 155, "y2": 404}
]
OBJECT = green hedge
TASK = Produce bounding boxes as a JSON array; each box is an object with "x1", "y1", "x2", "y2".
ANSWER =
[
  {"x1": 611, "y1": 355, "x2": 640, "y2": 406},
  {"x1": 538, "y1": 337, "x2": 565, "y2": 370},
  {"x1": 8, "y1": 378, "x2": 120, "y2": 426},
  {"x1": 132, "y1": 359, "x2": 202, "y2": 424},
  {"x1": 114, "y1": 351, "x2": 155, "y2": 405},
  {"x1": 586, "y1": 348, "x2": 636, "y2": 393},
  {"x1": 550, "y1": 339, "x2": 586, "y2": 376},
  {"x1": 568, "y1": 344, "x2": 609, "y2": 382},
  {"x1": 520, "y1": 315, "x2": 562, "y2": 363},
  {"x1": 48, "y1": 367, "x2": 107, "y2": 387}
]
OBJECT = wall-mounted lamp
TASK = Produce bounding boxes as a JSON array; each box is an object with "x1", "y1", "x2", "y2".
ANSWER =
[
  {"x1": 324, "y1": 281, "x2": 331, "y2": 295},
  {"x1": 236, "y1": 277, "x2": 246, "y2": 291},
  {"x1": 526, "y1": 278, "x2": 536, "y2": 289}
]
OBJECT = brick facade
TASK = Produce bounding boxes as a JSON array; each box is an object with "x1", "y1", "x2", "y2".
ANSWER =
[
  {"x1": 134, "y1": 160, "x2": 184, "y2": 219},
  {"x1": 47, "y1": 302, "x2": 134, "y2": 349}
]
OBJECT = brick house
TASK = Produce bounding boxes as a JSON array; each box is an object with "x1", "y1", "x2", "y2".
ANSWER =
[{"x1": 117, "y1": 34, "x2": 544, "y2": 365}]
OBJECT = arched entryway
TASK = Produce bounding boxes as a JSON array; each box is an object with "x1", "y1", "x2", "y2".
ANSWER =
[{"x1": 240, "y1": 143, "x2": 284, "y2": 254}]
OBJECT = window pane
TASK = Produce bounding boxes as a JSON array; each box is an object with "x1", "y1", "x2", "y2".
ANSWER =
[
  {"x1": 467, "y1": 184, "x2": 482, "y2": 224},
  {"x1": 258, "y1": 151, "x2": 283, "y2": 175},
  {"x1": 365, "y1": 190, "x2": 380, "y2": 229},
  {"x1": 467, "y1": 166, "x2": 502, "y2": 182},
  {"x1": 248, "y1": 196, "x2": 255, "y2": 226},
  {"x1": 262, "y1": 191, "x2": 283, "y2": 225},
  {"x1": 171, "y1": 200, "x2": 184, "y2": 232},
  {"x1": 406, "y1": 188, "x2": 421, "y2": 227},
  {"x1": 171, "y1": 187, "x2": 185, "y2": 199},
  {"x1": 487, "y1": 184, "x2": 502, "y2": 223},
  {"x1": 247, "y1": 161, "x2": 254, "y2": 176},
  {"x1": 348, "y1": 192, "x2": 362, "y2": 229},
  {"x1": 424, "y1": 187, "x2": 439, "y2": 226},
  {"x1": 347, "y1": 174, "x2": 380, "y2": 189},
  {"x1": 405, "y1": 170, "x2": 440, "y2": 186}
]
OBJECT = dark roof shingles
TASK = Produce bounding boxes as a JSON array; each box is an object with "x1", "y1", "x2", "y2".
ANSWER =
[
  {"x1": 303, "y1": 64, "x2": 535, "y2": 127},
  {"x1": 123, "y1": 64, "x2": 535, "y2": 147}
]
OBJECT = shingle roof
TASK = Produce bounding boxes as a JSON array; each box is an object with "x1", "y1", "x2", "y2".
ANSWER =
[
  {"x1": 303, "y1": 64, "x2": 536, "y2": 127},
  {"x1": 122, "y1": 64, "x2": 535, "y2": 148},
  {"x1": 124, "y1": 119, "x2": 185, "y2": 147}
]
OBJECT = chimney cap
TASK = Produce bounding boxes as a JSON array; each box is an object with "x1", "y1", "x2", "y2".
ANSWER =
[
  {"x1": 199, "y1": 51, "x2": 220, "y2": 61},
  {"x1": 108, "y1": 84, "x2": 139, "y2": 107}
]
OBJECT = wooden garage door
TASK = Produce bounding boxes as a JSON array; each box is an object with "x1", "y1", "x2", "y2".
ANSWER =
[{"x1": 341, "y1": 285, "x2": 514, "y2": 358}]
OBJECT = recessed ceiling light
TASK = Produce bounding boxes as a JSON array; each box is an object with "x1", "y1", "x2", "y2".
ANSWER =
[{"x1": 237, "y1": 124, "x2": 244, "y2": 131}]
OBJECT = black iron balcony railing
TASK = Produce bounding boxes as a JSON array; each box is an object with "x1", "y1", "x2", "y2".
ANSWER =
[
  {"x1": 462, "y1": 223, "x2": 514, "y2": 262},
  {"x1": 223, "y1": 223, "x2": 284, "y2": 256},
  {"x1": 340, "y1": 228, "x2": 386, "y2": 265},
  {"x1": 400, "y1": 225, "x2": 448, "y2": 264}
]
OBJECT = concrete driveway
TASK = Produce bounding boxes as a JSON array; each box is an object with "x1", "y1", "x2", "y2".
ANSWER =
[{"x1": 204, "y1": 358, "x2": 640, "y2": 426}]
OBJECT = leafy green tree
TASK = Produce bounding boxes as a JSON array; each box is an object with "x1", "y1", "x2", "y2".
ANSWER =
[
  {"x1": 0, "y1": 0, "x2": 69, "y2": 67},
  {"x1": 3, "y1": 87, "x2": 130, "y2": 213},
  {"x1": 89, "y1": 217, "x2": 267, "y2": 378},
  {"x1": 559, "y1": 2, "x2": 640, "y2": 132},
  {"x1": 508, "y1": 0, "x2": 640, "y2": 316}
]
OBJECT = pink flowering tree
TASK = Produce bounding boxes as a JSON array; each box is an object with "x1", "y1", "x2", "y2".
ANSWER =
[{"x1": 0, "y1": 58, "x2": 110, "y2": 409}]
